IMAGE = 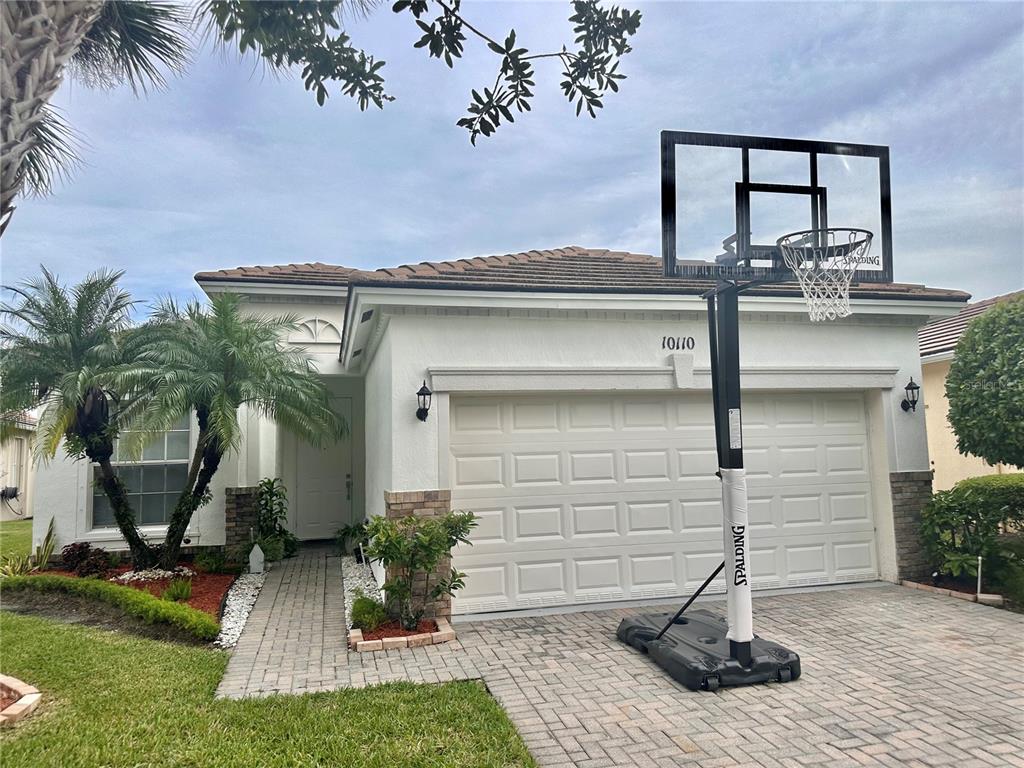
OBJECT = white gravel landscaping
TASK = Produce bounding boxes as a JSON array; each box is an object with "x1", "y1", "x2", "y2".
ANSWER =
[
  {"x1": 341, "y1": 555, "x2": 380, "y2": 628},
  {"x1": 111, "y1": 566, "x2": 195, "y2": 583},
  {"x1": 215, "y1": 571, "x2": 267, "y2": 648}
]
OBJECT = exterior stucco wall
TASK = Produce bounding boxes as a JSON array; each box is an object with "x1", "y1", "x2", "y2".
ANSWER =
[
  {"x1": 922, "y1": 357, "x2": 1009, "y2": 490},
  {"x1": 378, "y1": 307, "x2": 931, "y2": 490},
  {"x1": 364, "y1": 331, "x2": 393, "y2": 523},
  {"x1": 363, "y1": 303, "x2": 939, "y2": 584}
]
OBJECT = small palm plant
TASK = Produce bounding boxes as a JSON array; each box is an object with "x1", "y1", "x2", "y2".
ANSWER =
[
  {"x1": 1, "y1": 269, "x2": 158, "y2": 566},
  {"x1": 136, "y1": 293, "x2": 347, "y2": 569}
]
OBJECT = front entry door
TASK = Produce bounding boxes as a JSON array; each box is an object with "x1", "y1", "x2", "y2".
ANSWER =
[{"x1": 290, "y1": 396, "x2": 353, "y2": 540}]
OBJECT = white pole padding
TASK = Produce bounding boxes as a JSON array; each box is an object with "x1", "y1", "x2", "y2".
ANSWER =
[{"x1": 720, "y1": 467, "x2": 753, "y2": 644}]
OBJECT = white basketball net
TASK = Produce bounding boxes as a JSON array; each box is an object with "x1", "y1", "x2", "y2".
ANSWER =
[{"x1": 776, "y1": 228, "x2": 874, "y2": 322}]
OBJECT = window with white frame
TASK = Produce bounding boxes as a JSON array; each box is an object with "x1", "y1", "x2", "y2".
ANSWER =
[{"x1": 92, "y1": 414, "x2": 191, "y2": 528}]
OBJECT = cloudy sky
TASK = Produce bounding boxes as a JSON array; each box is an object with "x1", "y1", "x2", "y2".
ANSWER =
[{"x1": 3, "y1": 1, "x2": 1022, "y2": 304}]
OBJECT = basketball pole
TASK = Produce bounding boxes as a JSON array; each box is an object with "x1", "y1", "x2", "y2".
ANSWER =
[{"x1": 705, "y1": 281, "x2": 754, "y2": 666}]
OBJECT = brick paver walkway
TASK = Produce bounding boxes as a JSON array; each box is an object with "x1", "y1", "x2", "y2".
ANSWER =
[{"x1": 217, "y1": 547, "x2": 1024, "y2": 768}]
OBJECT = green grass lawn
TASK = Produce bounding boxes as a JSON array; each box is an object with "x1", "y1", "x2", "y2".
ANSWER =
[
  {"x1": 0, "y1": 612, "x2": 535, "y2": 768},
  {"x1": 0, "y1": 518, "x2": 33, "y2": 559}
]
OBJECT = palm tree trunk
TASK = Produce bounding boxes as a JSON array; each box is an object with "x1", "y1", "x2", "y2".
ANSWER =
[
  {"x1": 1, "y1": 0, "x2": 104, "y2": 235},
  {"x1": 95, "y1": 457, "x2": 157, "y2": 568},
  {"x1": 159, "y1": 439, "x2": 222, "y2": 570}
]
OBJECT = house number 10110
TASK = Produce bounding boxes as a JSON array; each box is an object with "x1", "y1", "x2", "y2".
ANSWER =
[{"x1": 662, "y1": 336, "x2": 695, "y2": 351}]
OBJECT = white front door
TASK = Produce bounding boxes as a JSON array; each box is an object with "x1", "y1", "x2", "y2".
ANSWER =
[
  {"x1": 449, "y1": 391, "x2": 879, "y2": 614},
  {"x1": 288, "y1": 396, "x2": 353, "y2": 540}
]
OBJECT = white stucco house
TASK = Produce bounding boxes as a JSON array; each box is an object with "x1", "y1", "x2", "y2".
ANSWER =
[{"x1": 33, "y1": 246, "x2": 968, "y2": 613}]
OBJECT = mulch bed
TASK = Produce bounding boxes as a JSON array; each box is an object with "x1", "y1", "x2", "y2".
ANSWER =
[
  {"x1": 46, "y1": 564, "x2": 235, "y2": 618},
  {"x1": 0, "y1": 690, "x2": 18, "y2": 712},
  {"x1": 929, "y1": 575, "x2": 978, "y2": 595},
  {"x1": 361, "y1": 619, "x2": 438, "y2": 642}
]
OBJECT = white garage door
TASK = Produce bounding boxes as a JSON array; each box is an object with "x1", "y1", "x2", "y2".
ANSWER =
[{"x1": 449, "y1": 392, "x2": 878, "y2": 614}]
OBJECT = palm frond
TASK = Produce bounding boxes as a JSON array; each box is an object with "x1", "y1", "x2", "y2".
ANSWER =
[
  {"x1": 141, "y1": 291, "x2": 346, "y2": 457},
  {"x1": 70, "y1": 1, "x2": 193, "y2": 93},
  {"x1": 20, "y1": 108, "x2": 82, "y2": 198},
  {"x1": 1, "y1": 268, "x2": 138, "y2": 460}
]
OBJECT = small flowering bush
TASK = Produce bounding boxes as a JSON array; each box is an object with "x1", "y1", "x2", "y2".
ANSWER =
[{"x1": 365, "y1": 511, "x2": 476, "y2": 630}]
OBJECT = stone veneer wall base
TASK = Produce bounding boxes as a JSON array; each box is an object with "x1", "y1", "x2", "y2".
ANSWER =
[
  {"x1": 225, "y1": 487, "x2": 260, "y2": 553},
  {"x1": 890, "y1": 470, "x2": 934, "y2": 583},
  {"x1": 383, "y1": 489, "x2": 453, "y2": 620}
]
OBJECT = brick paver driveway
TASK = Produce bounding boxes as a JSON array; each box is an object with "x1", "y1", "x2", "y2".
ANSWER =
[{"x1": 220, "y1": 549, "x2": 1024, "y2": 767}]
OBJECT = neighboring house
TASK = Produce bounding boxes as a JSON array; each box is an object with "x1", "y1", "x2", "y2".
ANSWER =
[
  {"x1": 918, "y1": 290, "x2": 1021, "y2": 491},
  {"x1": 34, "y1": 246, "x2": 969, "y2": 610},
  {"x1": 1, "y1": 412, "x2": 36, "y2": 522}
]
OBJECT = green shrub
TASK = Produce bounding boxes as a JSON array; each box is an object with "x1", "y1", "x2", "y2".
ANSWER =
[
  {"x1": 350, "y1": 591, "x2": 388, "y2": 631},
  {"x1": 193, "y1": 549, "x2": 226, "y2": 573},
  {"x1": 256, "y1": 535, "x2": 285, "y2": 562},
  {"x1": 921, "y1": 473, "x2": 1024, "y2": 582},
  {"x1": 162, "y1": 578, "x2": 193, "y2": 602},
  {"x1": 0, "y1": 575, "x2": 219, "y2": 640},
  {"x1": 280, "y1": 530, "x2": 300, "y2": 558},
  {"x1": 336, "y1": 521, "x2": 368, "y2": 555},
  {"x1": 994, "y1": 533, "x2": 1024, "y2": 608},
  {"x1": 254, "y1": 478, "x2": 301, "y2": 559},
  {"x1": 257, "y1": 477, "x2": 288, "y2": 533},
  {"x1": 366, "y1": 510, "x2": 476, "y2": 630}
]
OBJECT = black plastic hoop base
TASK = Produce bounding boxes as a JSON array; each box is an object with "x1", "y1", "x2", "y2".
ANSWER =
[{"x1": 616, "y1": 609, "x2": 801, "y2": 692}]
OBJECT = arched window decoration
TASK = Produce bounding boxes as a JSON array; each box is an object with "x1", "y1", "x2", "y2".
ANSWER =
[{"x1": 289, "y1": 317, "x2": 342, "y2": 344}]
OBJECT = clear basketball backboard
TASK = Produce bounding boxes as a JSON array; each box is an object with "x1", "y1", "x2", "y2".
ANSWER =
[{"x1": 661, "y1": 131, "x2": 893, "y2": 283}]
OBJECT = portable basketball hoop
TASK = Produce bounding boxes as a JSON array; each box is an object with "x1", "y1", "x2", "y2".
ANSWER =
[
  {"x1": 619, "y1": 132, "x2": 893, "y2": 692},
  {"x1": 777, "y1": 228, "x2": 874, "y2": 322}
]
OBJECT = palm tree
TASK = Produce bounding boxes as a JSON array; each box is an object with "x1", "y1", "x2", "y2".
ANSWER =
[
  {"x1": 0, "y1": 268, "x2": 158, "y2": 566},
  {"x1": 136, "y1": 293, "x2": 347, "y2": 569},
  {"x1": 1, "y1": 1, "x2": 190, "y2": 234}
]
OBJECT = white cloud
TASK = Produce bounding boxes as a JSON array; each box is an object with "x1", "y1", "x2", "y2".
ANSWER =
[{"x1": 1, "y1": 1, "x2": 1020, "y2": 304}]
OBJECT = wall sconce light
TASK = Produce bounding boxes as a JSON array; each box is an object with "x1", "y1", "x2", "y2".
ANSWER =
[
  {"x1": 416, "y1": 381, "x2": 432, "y2": 422},
  {"x1": 901, "y1": 377, "x2": 921, "y2": 412}
]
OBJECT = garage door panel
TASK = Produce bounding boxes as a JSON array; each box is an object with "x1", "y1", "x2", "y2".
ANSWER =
[
  {"x1": 511, "y1": 401, "x2": 560, "y2": 432},
  {"x1": 568, "y1": 451, "x2": 617, "y2": 483},
  {"x1": 567, "y1": 399, "x2": 616, "y2": 431},
  {"x1": 512, "y1": 453, "x2": 561, "y2": 486},
  {"x1": 450, "y1": 392, "x2": 878, "y2": 614},
  {"x1": 458, "y1": 487, "x2": 873, "y2": 550},
  {"x1": 571, "y1": 502, "x2": 620, "y2": 537},
  {"x1": 453, "y1": 533, "x2": 878, "y2": 613}
]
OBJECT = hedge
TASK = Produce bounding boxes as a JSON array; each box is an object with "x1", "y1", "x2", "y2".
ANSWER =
[
  {"x1": 921, "y1": 473, "x2": 1024, "y2": 580},
  {"x1": 0, "y1": 575, "x2": 220, "y2": 641},
  {"x1": 950, "y1": 473, "x2": 1024, "y2": 506}
]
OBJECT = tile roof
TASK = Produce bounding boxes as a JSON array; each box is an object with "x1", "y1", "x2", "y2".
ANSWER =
[
  {"x1": 196, "y1": 246, "x2": 971, "y2": 302},
  {"x1": 919, "y1": 289, "x2": 1023, "y2": 358},
  {"x1": 194, "y1": 262, "x2": 358, "y2": 285}
]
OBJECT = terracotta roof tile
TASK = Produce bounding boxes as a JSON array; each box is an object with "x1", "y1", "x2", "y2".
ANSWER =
[
  {"x1": 919, "y1": 290, "x2": 1022, "y2": 357},
  {"x1": 194, "y1": 261, "x2": 358, "y2": 285},
  {"x1": 196, "y1": 246, "x2": 971, "y2": 303}
]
